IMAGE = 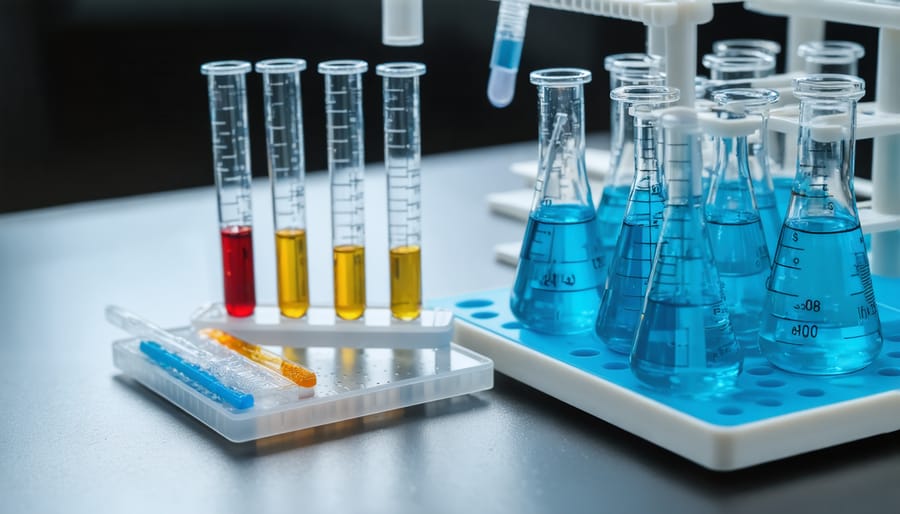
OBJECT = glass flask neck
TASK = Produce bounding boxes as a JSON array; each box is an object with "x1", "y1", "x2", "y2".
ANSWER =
[{"x1": 533, "y1": 81, "x2": 592, "y2": 214}]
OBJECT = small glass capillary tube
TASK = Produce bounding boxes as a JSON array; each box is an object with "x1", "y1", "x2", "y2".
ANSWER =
[
  {"x1": 201, "y1": 61, "x2": 256, "y2": 317},
  {"x1": 319, "y1": 60, "x2": 369, "y2": 320},
  {"x1": 256, "y1": 58, "x2": 311, "y2": 319},
  {"x1": 377, "y1": 62, "x2": 426, "y2": 321}
]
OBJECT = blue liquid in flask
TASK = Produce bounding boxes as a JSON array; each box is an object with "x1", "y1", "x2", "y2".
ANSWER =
[
  {"x1": 511, "y1": 204, "x2": 604, "y2": 334},
  {"x1": 706, "y1": 214, "x2": 770, "y2": 350},
  {"x1": 759, "y1": 217, "x2": 882, "y2": 374},
  {"x1": 630, "y1": 107, "x2": 742, "y2": 395},
  {"x1": 595, "y1": 185, "x2": 630, "y2": 265},
  {"x1": 773, "y1": 176, "x2": 793, "y2": 219}
]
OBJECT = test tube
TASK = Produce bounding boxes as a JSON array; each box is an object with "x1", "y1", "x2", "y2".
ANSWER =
[
  {"x1": 798, "y1": 41, "x2": 865, "y2": 75},
  {"x1": 702, "y1": 54, "x2": 775, "y2": 81},
  {"x1": 319, "y1": 60, "x2": 368, "y2": 320},
  {"x1": 377, "y1": 62, "x2": 426, "y2": 321},
  {"x1": 713, "y1": 39, "x2": 782, "y2": 62},
  {"x1": 487, "y1": 0, "x2": 530, "y2": 108},
  {"x1": 201, "y1": 61, "x2": 256, "y2": 318},
  {"x1": 256, "y1": 58, "x2": 310, "y2": 319}
]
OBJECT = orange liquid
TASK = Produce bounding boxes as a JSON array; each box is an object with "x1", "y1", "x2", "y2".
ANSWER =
[
  {"x1": 333, "y1": 245, "x2": 366, "y2": 320},
  {"x1": 275, "y1": 228, "x2": 310, "y2": 318},
  {"x1": 390, "y1": 245, "x2": 422, "y2": 320}
]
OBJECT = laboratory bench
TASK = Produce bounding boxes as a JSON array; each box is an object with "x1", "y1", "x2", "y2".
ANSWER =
[{"x1": 1, "y1": 140, "x2": 898, "y2": 513}]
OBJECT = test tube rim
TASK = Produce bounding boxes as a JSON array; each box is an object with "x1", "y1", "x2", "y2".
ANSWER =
[
  {"x1": 610, "y1": 84, "x2": 680, "y2": 105},
  {"x1": 702, "y1": 54, "x2": 775, "y2": 74},
  {"x1": 255, "y1": 58, "x2": 308, "y2": 74},
  {"x1": 713, "y1": 38, "x2": 782, "y2": 57},
  {"x1": 376, "y1": 62, "x2": 427, "y2": 78},
  {"x1": 798, "y1": 41, "x2": 866, "y2": 64},
  {"x1": 712, "y1": 87, "x2": 780, "y2": 113},
  {"x1": 530, "y1": 68, "x2": 592, "y2": 87},
  {"x1": 318, "y1": 60, "x2": 369, "y2": 75},
  {"x1": 793, "y1": 74, "x2": 865, "y2": 100},
  {"x1": 201, "y1": 60, "x2": 252, "y2": 76},
  {"x1": 603, "y1": 53, "x2": 662, "y2": 76}
]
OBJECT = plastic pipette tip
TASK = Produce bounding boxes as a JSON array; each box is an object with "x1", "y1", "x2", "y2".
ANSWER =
[
  {"x1": 488, "y1": 67, "x2": 517, "y2": 108},
  {"x1": 200, "y1": 328, "x2": 317, "y2": 388}
]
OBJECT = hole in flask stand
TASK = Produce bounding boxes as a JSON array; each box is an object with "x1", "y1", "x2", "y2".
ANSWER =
[
  {"x1": 471, "y1": 311, "x2": 498, "y2": 319},
  {"x1": 798, "y1": 388, "x2": 825, "y2": 398},
  {"x1": 887, "y1": 351, "x2": 900, "y2": 359},
  {"x1": 571, "y1": 348, "x2": 601, "y2": 357},
  {"x1": 501, "y1": 321, "x2": 524, "y2": 330},
  {"x1": 756, "y1": 398, "x2": 782, "y2": 407},
  {"x1": 717, "y1": 406, "x2": 743, "y2": 416},
  {"x1": 456, "y1": 299, "x2": 494, "y2": 309},
  {"x1": 757, "y1": 379, "x2": 786, "y2": 388},
  {"x1": 877, "y1": 368, "x2": 900, "y2": 377},
  {"x1": 747, "y1": 367, "x2": 774, "y2": 376},
  {"x1": 603, "y1": 361, "x2": 628, "y2": 370}
]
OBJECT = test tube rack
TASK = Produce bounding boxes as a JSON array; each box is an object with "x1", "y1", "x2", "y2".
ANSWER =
[{"x1": 431, "y1": 275, "x2": 900, "y2": 471}]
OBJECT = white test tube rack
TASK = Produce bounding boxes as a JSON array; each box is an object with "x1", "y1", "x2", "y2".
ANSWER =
[{"x1": 520, "y1": 0, "x2": 900, "y2": 277}]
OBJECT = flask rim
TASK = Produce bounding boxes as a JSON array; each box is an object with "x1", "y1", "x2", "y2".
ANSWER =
[
  {"x1": 793, "y1": 74, "x2": 865, "y2": 100},
  {"x1": 530, "y1": 68, "x2": 592, "y2": 86}
]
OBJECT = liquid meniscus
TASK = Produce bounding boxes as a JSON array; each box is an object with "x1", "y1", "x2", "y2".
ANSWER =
[
  {"x1": 333, "y1": 244, "x2": 366, "y2": 320},
  {"x1": 759, "y1": 217, "x2": 883, "y2": 374},
  {"x1": 221, "y1": 226, "x2": 256, "y2": 317},
  {"x1": 510, "y1": 203, "x2": 604, "y2": 334},
  {"x1": 390, "y1": 245, "x2": 422, "y2": 321},
  {"x1": 275, "y1": 228, "x2": 310, "y2": 319}
]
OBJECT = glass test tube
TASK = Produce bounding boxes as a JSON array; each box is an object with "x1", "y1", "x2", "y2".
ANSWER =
[
  {"x1": 702, "y1": 54, "x2": 776, "y2": 81},
  {"x1": 487, "y1": 0, "x2": 530, "y2": 108},
  {"x1": 377, "y1": 62, "x2": 426, "y2": 321},
  {"x1": 320, "y1": 60, "x2": 368, "y2": 320},
  {"x1": 798, "y1": 41, "x2": 865, "y2": 75},
  {"x1": 256, "y1": 58, "x2": 310, "y2": 319},
  {"x1": 713, "y1": 39, "x2": 782, "y2": 61},
  {"x1": 201, "y1": 61, "x2": 256, "y2": 318}
]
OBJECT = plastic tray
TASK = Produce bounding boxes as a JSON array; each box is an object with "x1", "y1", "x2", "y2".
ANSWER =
[
  {"x1": 113, "y1": 328, "x2": 493, "y2": 442},
  {"x1": 430, "y1": 275, "x2": 900, "y2": 471}
]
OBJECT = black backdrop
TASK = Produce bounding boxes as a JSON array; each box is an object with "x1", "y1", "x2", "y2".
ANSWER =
[{"x1": 0, "y1": 1, "x2": 879, "y2": 212}]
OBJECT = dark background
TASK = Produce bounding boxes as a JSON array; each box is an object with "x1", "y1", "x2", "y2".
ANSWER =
[{"x1": 0, "y1": 0, "x2": 880, "y2": 213}]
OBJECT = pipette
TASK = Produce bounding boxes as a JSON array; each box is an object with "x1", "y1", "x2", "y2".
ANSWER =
[
  {"x1": 256, "y1": 58, "x2": 310, "y2": 319},
  {"x1": 106, "y1": 306, "x2": 311, "y2": 403},
  {"x1": 377, "y1": 62, "x2": 426, "y2": 320},
  {"x1": 199, "y1": 329, "x2": 317, "y2": 387},
  {"x1": 319, "y1": 60, "x2": 369, "y2": 320},
  {"x1": 487, "y1": 0, "x2": 529, "y2": 108},
  {"x1": 201, "y1": 60, "x2": 256, "y2": 318}
]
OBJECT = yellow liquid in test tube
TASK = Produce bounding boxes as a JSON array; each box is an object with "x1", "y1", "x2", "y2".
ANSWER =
[
  {"x1": 275, "y1": 228, "x2": 310, "y2": 318},
  {"x1": 390, "y1": 245, "x2": 422, "y2": 320},
  {"x1": 333, "y1": 244, "x2": 366, "y2": 320}
]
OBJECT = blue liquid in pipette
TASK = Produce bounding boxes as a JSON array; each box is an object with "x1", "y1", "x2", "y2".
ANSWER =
[
  {"x1": 706, "y1": 217, "x2": 770, "y2": 351},
  {"x1": 759, "y1": 217, "x2": 883, "y2": 374},
  {"x1": 596, "y1": 219, "x2": 660, "y2": 353},
  {"x1": 596, "y1": 185, "x2": 630, "y2": 264},
  {"x1": 491, "y1": 38, "x2": 523, "y2": 69},
  {"x1": 511, "y1": 203, "x2": 604, "y2": 334}
]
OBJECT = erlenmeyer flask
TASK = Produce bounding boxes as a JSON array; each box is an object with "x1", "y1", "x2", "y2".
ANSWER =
[
  {"x1": 705, "y1": 88, "x2": 779, "y2": 349},
  {"x1": 595, "y1": 85, "x2": 679, "y2": 354},
  {"x1": 597, "y1": 54, "x2": 664, "y2": 271},
  {"x1": 510, "y1": 68, "x2": 603, "y2": 334},
  {"x1": 630, "y1": 107, "x2": 742, "y2": 395},
  {"x1": 759, "y1": 75, "x2": 882, "y2": 374}
]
